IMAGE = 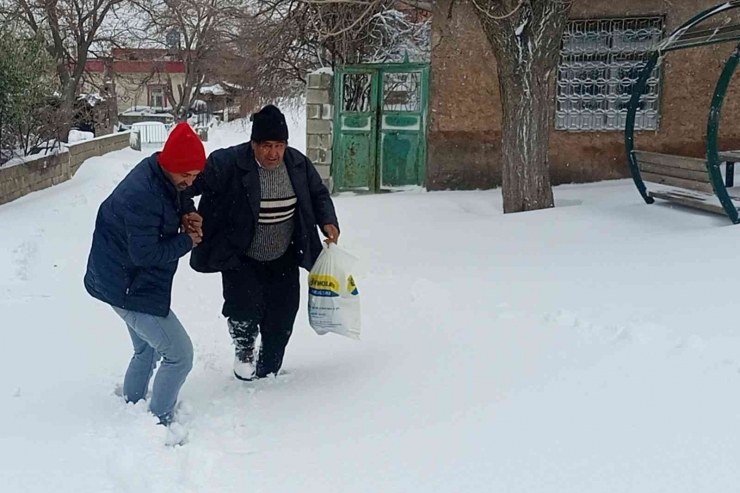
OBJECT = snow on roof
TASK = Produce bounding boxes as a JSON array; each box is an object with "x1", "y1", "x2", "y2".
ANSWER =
[
  {"x1": 312, "y1": 67, "x2": 334, "y2": 75},
  {"x1": 200, "y1": 84, "x2": 227, "y2": 96},
  {"x1": 131, "y1": 121, "x2": 167, "y2": 128},
  {"x1": 200, "y1": 82, "x2": 242, "y2": 96},
  {"x1": 121, "y1": 106, "x2": 174, "y2": 117},
  {"x1": 78, "y1": 94, "x2": 104, "y2": 107}
]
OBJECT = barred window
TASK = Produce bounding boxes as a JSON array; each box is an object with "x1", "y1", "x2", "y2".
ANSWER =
[{"x1": 556, "y1": 17, "x2": 665, "y2": 132}]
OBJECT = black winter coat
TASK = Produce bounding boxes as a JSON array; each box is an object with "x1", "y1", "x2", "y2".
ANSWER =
[{"x1": 182, "y1": 143, "x2": 338, "y2": 273}]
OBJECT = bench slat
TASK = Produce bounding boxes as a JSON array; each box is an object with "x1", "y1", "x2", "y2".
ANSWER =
[
  {"x1": 639, "y1": 162, "x2": 710, "y2": 183},
  {"x1": 649, "y1": 190, "x2": 727, "y2": 215},
  {"x1": 719, "y1": 150, "x2": 740, "y2": 162},
  {"x1": 634, "y1": 150, "x2": 707, "y2": 172},
  {"x1": 642, "y1": 172, "x2": 715, "y2": 194}
]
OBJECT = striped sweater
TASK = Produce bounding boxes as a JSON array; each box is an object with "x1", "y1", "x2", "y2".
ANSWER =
[{"x1": 246, "y1": 161, "x2": 297, "y2": 261}]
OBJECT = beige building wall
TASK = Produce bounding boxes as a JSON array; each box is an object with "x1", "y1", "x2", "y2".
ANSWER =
[
  {"x1": 84, "y1": 71, "x2": 188, "y2": 114},
  {"x1": 428, "y1": 0, "x2": 740, "y2": 189},
  {"x1": 115, "y1": 72, "x2": 188, "y2": 113}
]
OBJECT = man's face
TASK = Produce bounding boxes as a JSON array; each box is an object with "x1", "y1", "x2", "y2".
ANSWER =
[
  {"x1": 252, "y1": 141, "x2": 287, "y2": 169},
  {"x1": 168, "y1": 170, "x2": 201, "y2": 191}
]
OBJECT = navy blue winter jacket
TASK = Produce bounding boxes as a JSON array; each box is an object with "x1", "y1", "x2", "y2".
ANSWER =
[{"x1": 84, "y1": 154, "x2": 193, "y2": 317}]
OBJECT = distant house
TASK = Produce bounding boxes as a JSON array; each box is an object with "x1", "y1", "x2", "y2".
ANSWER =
[
  {"x1": 198, "y1": 82, "x2": 242, "y2": 122},
  {"x1": 86, "y1": 48, "x2": 186, "y2": 125},
  {"x1": 86, "y1": 49, "x2": 244, "y2": 126}
]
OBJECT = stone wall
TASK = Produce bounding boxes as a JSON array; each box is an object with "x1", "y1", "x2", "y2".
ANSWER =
[
  {"x1": 0, "y1": 151, "x2": 72, "y2": 205},
  {"x1": 0, "y1": 131, "x2": 131, "y2": 206},
  {"x1": 68, "y1": 131, "x2": 131, "y2": 175},
  {"x1": 306, "y1": 71, "x2": 335, "y2": 191},
  {"x1": 428, "y1": 0, "x2": 740, "y2": 190}
]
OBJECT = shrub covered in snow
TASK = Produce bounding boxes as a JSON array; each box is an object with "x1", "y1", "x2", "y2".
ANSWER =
[{"x1": 0, "y1": 29, "x2": 59, "y2": 165}]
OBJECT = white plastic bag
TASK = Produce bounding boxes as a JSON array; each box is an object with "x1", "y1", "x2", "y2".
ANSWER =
[{"x1": 308, "y1": 243, "x2": 361, "y2": 340}]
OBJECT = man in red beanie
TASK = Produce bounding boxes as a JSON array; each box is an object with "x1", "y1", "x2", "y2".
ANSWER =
[{"x1": 84, "y1": 122, "x2": 206, "y2": 429}]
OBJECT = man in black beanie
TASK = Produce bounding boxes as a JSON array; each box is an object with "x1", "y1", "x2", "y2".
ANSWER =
[{"x1": 180, "y1": 104, "x2": 340, "y2": 380}]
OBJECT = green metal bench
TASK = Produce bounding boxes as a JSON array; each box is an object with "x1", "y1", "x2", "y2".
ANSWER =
[{"x1": 626, "y1": 1, "x2": 740, "y2": 223}]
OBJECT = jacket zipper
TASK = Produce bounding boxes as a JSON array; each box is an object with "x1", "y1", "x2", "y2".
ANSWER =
[{"x1": 125, "y1": 270, "x2": 139, "y2": 296}]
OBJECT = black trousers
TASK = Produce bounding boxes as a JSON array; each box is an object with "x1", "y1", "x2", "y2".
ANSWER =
[{"x1": 221, "y1": 249, "x2": 300, "y2": 378}]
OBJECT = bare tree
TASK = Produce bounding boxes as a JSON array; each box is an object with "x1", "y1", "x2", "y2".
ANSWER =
[
  {"x1": 209, "y1": 25, "x2": 304, "y2": 115},
  {"x1": 367, "y1": 8, "x2": 430, "y2": 63},
  {"x1": 1, "y1": 0, "x2": 126, "y2": 141},
  {"x1": 134, "y1": 0, "x2": 428, "y2": 120},
  {"x1": 126, "y1": 0, "x2": 246, "y2": 120},
  {"x1": 471, "y1": 0, "x2": 573, "y2": 213},
  {"x1": 248, "y1": 0, "x2": 430, "y2": 83}
]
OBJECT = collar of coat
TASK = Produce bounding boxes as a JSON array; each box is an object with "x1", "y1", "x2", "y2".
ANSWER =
[
  {"x1": 148, "y1": 153, "x2": 179, "y2": 200},
  {"x1": 235, "y1": 142, "x2": 309, "y2": 225},
  {"x1": 235, "y1": 142, "x2": 304, "y2": 174}
]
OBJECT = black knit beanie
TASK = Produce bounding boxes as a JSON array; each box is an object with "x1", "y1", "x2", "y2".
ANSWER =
[{"x1": 250, "y1": 104, "x2": 289, "y2": 142}]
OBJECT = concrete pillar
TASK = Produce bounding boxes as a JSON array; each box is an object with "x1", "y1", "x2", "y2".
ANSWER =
[{"x1": 306, "y1": 70, "x2": 335, "y2": 193}]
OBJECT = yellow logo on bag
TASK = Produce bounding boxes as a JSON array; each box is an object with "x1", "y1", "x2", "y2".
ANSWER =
[
  {"x1": 347, "y1": 275, "x2": 359, "y2": 295},
  {"x1": 309, "y1": 274, "x2": 340, "y2": 297}
]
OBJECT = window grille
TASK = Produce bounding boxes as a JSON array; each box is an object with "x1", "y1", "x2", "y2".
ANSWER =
[{"x1": 556, "y1": 17, "x2": 665, "y2": 132}]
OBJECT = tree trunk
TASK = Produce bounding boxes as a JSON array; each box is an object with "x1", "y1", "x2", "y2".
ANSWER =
[
  {"x1": 496, "y1": 39, "x2": 555, "y2": 212},
  {"x1": 474, "y1": 0, "x2": 572, "y2": 213},
  {"x1": 58, "y1": 98, "x2": 74, "y2": 144}
]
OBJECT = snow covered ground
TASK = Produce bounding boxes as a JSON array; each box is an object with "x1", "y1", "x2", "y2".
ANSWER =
[{"x1": 1, "y1": 112, "x2": 740, "y2": 492}]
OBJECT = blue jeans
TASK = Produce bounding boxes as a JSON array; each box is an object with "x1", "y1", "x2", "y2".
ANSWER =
[{"x1": 112, "y1": 307, "x2": 193, "y2": 424}]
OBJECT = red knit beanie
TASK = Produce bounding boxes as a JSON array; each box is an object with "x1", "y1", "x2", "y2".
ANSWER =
[{"x1": 158, "y1": 122, "x2": 206, "y2": 173}]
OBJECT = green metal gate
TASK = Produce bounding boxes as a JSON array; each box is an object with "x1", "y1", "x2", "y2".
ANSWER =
[{"x1": 333, "y1": 63, "x2": 429, "y2": 192}]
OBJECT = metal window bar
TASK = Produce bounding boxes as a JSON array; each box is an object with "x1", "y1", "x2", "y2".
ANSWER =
[
  {"x1": 556, "y1": 16, "x2": 665, "y2": 132},
  {"x1": 342, "y1": 73, "x2": 373, "y2": 113},
  {"x1": 382, "y1": 72, "x2": 422, "y2": 112}
]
